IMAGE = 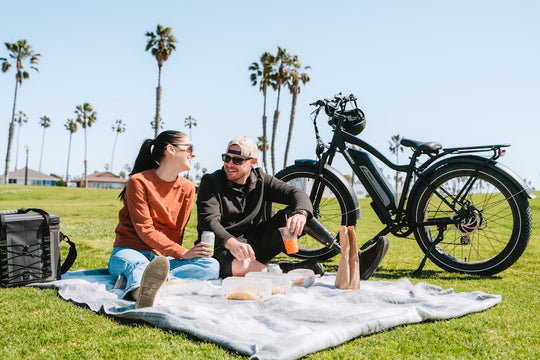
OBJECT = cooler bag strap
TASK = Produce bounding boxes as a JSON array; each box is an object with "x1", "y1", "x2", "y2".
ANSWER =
[{"x1": 60, "y1": 233, "x2": 77, "y2": 274}]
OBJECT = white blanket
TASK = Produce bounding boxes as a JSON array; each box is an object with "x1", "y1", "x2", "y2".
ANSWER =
[{"x1": 32, "y1": 269, "x2": 501, "y2": 360}]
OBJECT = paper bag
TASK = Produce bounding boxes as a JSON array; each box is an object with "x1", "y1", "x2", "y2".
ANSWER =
[{"x1": 334, "y1": 225, "x2": 360, "y2": 289}]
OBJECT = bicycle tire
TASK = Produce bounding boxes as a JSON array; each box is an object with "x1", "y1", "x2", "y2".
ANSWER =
[
  {"x1": 268, "y1": 163, "x2": 358, "y2": 261},
  {"x1": 411, "y1": 162, "x2": 532, "y2": 275}
]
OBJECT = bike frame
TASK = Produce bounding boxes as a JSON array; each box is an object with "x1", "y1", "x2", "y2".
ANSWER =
[{"x1": 313, "y1": 118, "x2": 511, "y2": 241}]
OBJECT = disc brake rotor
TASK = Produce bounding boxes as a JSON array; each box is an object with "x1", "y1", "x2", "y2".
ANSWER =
[{"x1": 452, "y1": 208, "x2": 483, "y2": 236}]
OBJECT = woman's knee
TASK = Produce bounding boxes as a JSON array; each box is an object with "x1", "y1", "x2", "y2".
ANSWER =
[{"x1": 108, "y1": 247, "x2": 150, "y2": 277}]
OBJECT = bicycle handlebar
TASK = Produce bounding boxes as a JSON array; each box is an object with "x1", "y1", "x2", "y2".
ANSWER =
[{"x1": 310, "y1": 93, "x2": 360, "y2": 120}]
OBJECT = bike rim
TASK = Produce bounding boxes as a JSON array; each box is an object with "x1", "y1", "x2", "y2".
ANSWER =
[{"x1": 419, "y1": 169, "x2": 520, "y2": 269}]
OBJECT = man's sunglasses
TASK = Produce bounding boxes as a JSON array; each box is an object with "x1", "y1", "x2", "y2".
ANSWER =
[
  {"x1": 222, "y1": 154, "x2": 252, "y2": 165},
  {"x1": 173, "y1": 143, "x2": 194, "y2": 152}
]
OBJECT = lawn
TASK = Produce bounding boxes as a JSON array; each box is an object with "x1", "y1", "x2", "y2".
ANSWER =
[{"x1": 0, "y1": 185, "x2": 538, "y2": 359}]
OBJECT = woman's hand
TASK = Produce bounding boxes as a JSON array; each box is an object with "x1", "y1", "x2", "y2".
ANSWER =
[{"x1": 181, "y1": 242, "x2": 213, "y2": 259}]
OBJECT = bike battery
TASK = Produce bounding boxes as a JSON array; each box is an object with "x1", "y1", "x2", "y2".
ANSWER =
[{"x1": 349, "y1": 149, "x2": 397, "y2": 211}]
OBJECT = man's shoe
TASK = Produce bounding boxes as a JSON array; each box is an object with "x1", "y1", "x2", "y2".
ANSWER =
[
  {"x1": 277, "y1": 259, "x2": 324, "y2": 276},
  {"x1": 359, "y1": 236, "x2": 389, "y2": 280},
  {"x1": 136, "y1": 256, "x2": 169, "y2": 309}
]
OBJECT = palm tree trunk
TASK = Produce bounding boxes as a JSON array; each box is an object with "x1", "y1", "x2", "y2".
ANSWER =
[
  {"x1": 39, "y1": 128, "x2": 46, "y2": 172},
  {"x1": 83, "y1": 128, "x2": 88, "y2": 188},
  {"x1": 271, "y1": 84, "x2": 282, "y2": 175},
  {"x1": 4, "y1": 80, "x2": 19, "y2": 184},
  {"x1": 262, "y1": 87, "x2": 268, "y2": 173},
  {"x1": 262, "y1": 114, "x2": 268, "y2": 173},
  {"x1": 283, "y1": 91, "x2": 298, "y2": 168},
  {"x1": 154, "y1": 66, "x2": 162, "y2": 138},
  {"x1": 111, "y1": 132, "x2": 119, "y2": 173},
  {"x1": 66, "y1": 133, "x2": 72, "y2": 183},
  {"x1": 15, "y1": 123, "x2": 21, "y2": 171}
]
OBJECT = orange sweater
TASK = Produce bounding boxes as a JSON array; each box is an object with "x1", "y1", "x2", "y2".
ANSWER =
[{"x1": 113, "y1": 169, "x2": 195, "y2": 258}]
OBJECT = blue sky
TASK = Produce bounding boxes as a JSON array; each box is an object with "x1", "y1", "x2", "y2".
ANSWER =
[{"x1": 1, "y1": 0, "x2": 539, "y2": 189}]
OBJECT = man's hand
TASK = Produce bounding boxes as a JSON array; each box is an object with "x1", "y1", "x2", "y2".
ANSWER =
[
  {"x1": 287, "y1": 212, "x2": 307, "y2": 237},
  {"x1": 225, "y1": 237, "x2": 256, "y2": 262}
]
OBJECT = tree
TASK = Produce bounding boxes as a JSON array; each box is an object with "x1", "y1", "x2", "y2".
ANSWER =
[
  {"x1": 388, "y1": 134, "x2": 404, "y2": 195},
  {"x1": 75, "y1": 103, "x2": 97, "y2": 188},
  {"x1": 184, "y1": 115, "x2": 197, "y2": 179},
  {"x1": 1, "y1": 40, "x2": 40, "y2": 183},
  {"x1": 38, "y1": 115, "x2": 51, "y2": 172},
  {"x1": 283, "y1": 55, "x2": 310, "y2": 167},
  {"x1": 184, "y1": 115, "x2": 197, "y2": 140},
  {"x1": 256, "y1": 136, "x2": 269, "y2": 159},
  {"x1": 145, "y1": 24, "x2": 177, "y2": 138},
  {"x1": 64, "y1": 118, "x2": 77, "y2": 183},
  {"x1": 269, "y1": 47, "x2": 290, "y2": 175},
  {"x1": 193, "y1": 162, "x2": 201, "y2": 181},
  {"x1": 13, "y1": 111, "x2": 28, "y2": 171},
  {"x1": 110, "y1": 119, "x2": 126, "y2": 173},
  {"x1": 249, "y1": 52, "x2": 275, "y2": 173}
]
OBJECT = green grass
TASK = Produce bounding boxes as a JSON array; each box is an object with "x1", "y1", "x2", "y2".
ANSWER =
[{"x1": 0, "y1": 185, "x2": 538, "y2": 359}]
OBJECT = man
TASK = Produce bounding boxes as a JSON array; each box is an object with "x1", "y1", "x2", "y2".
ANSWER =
[{"x1": 197, "y1": 136, "x2": 388, "y2": 279}]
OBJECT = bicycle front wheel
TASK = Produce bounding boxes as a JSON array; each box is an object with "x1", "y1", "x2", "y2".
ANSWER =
[
  {"x1": 268, "y1": 164, "x2": 358, "y2": 261},
  {"x1": 411, "y1": 163, "x2": 532, "y2": 275}
]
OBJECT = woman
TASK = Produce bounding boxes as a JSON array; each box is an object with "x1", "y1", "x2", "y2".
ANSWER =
[{"x1": 108, "y1": 130, "x2": 219, "y2": 308}]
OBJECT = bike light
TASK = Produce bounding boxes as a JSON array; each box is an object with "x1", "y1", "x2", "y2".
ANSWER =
[{"x1": 499, "y1": 149, "x2": 506, "y2": 157}]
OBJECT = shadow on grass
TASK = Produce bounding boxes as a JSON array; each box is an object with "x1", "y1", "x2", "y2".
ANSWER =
[
  {"x1": 372, "y1": 267, "x2": 502, "y2": 281},
  {"x1": 324, "y1": 264, "x2": 501, "y2": 281}
]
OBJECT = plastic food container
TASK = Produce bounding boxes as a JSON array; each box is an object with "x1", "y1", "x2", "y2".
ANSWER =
[
  {"x1": 286, "y1": 269, "x2": 317, "y2": 287},
  {"x1": 222, "y1": 277, "x2": 272, "y2": 300},
  {"x1": 245, "y1": 272, "x2": 292, "y2": 295}
]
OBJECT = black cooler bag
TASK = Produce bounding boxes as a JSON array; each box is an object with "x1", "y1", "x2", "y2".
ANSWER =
[{"x1": 0, "y1": 208, "x2": 76, "y2": 287}]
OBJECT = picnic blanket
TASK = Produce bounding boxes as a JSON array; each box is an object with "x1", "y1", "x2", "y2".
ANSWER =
[{"x1": 32, "y1": 269, "x2": 501, "y2": 360}]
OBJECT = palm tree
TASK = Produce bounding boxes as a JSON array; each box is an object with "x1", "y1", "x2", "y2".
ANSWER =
[
  {"x1": 38, "y1": 115, "x2": 51, "y2": 172},
  {"x1": 256, "y1": 136, "x2": 269, "y2": 161},
  {"x1": 14, "y1": 111, "x2": 28, "y2": 171},
  {"x1": 75, "y1": 103, "x2": 97, "y2": 188},
  {"x1": 184, "y1": 115, "x2": 197, "y2": 140},
  {"x1": 111, "y1": 119, "x2": 126, "y2": 173},
  {"x1": 388, "y1": 134, "x2": 404, "y2": 195},
  {"x1": 269, "y1": 47, "x2": 290, "y2": 175},
  {"x1": 283, "y1": 55, "x2": 310, "y2": 168},
  {"x1": 1, "y1": 40, "x2": 40, "y2": 184},
  {"x1": 249, "y1": 52, "x2": 275, "y2": 173},
  {"x1": 183, "y1": 115, "x2": 197, "y2": 179},
  {"x1": 145, "y1": 24, "x2": 177, "y2": 138},
  {"x1": 64, "y1": 118, "x2": 78, "y2": 183}
]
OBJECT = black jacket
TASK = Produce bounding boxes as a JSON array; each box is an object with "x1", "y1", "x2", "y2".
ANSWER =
[{"x1": 196, "y1": 167, "x2": 313, "y2": 248}]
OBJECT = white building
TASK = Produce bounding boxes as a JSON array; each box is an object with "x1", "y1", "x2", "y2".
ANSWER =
[{"x1": 0, "y1": 167, "x2": 59, "y2": 186}]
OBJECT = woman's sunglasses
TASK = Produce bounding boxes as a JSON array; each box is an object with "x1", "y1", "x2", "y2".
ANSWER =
[
  {"x1": 222, "y1": 154, "x2": 252, "y2": 165},
  {"x1": 173, "y1": 143, "x2": 194, "y2": 153}
]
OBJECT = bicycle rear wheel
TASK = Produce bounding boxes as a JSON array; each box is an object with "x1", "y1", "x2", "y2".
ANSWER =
[
  {"x1": 268, "y1": 164, "x2": 358, "y2": 261},
  {"x1": 411, "y1": 163, "x2": 532, "y2": 275}
]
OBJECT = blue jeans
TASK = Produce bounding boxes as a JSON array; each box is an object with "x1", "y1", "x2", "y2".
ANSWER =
[{"x1": 108, "y1": 247, "x2": 220, "y2": 299}]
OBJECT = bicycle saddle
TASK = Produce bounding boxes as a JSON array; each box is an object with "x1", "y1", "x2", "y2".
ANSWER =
[{"x1": 401, "y1": 138, "x2": 442, "y2": 154}]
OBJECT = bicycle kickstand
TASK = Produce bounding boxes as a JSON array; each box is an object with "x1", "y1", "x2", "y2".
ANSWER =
[{"x1": 412, "y1": 225, "x2": 447, "y2": 277}]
